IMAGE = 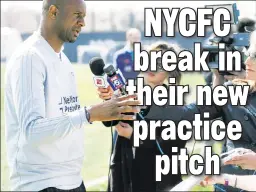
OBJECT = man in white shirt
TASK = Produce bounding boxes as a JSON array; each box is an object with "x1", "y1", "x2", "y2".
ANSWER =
[{"x1": 4, "y1": 0, "x2": 140, "y2": 191}]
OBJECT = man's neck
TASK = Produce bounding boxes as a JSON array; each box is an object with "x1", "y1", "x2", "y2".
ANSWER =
[{"x1": 39, "y1": 24, "x2": 63, "y2": 53}]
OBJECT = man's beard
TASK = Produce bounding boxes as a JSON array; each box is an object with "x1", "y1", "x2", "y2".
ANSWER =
[
  {"x1": 58, "y1": 30, "x2": 74, "y2": 43},
  {"x1": 68, "y1": 38, "x2": 76, "y2": 43}
]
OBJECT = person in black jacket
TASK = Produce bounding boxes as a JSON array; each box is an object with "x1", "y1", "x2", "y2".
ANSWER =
[
  {"x1": 144, "y1": 31, "x2": 256, "y2": 192},
  {"x1": 98, "y1": 42, "x2": 186, "y2": 192}
]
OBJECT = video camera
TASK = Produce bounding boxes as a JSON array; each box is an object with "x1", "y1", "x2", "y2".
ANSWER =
[{"x1": 203, "y1": 3, "x2": 255, "y2": 75}]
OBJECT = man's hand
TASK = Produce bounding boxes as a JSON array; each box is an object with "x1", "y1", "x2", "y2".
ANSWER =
[
  {"x1": 115, "y1": 122, "x2": 133, "y2": 139},
  {"x1": 88, "y1": 94, "x2": 141, "y2": 122},
  {"x1": 97, "y1": 86, "x2": 113, "y2": 100},
  {"x1": 224, "y1": 150, "x2": 256, "y2": 170}
]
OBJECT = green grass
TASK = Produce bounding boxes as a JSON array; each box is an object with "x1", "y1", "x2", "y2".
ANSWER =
[{"x1": 1, "y1": 64, "x2": 219, "y2": 191}]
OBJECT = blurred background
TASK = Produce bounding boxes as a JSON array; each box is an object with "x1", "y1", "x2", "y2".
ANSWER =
[{"x1": 1, "y1": 1, "x2": 255, "y2": 191}]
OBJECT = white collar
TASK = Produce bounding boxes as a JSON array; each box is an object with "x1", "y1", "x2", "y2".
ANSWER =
[
  {"x1": 33, "y1": 30, "x2": 65, "y2": 63},
  {"x1": 34, "y1": 30, "x2": 65, "y2": 53}
]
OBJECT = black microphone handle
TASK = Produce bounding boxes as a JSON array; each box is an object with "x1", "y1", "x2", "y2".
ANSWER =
[
  {"x1": 101, "y1": 87, "x2": 130, "y2": 127},
  {"x1": 102, "y1": 68, "x2": 133, "y2": 127},
  {"x1": 120, "y1": 87, "x2": 127, "y2": 96},
  {"x1": 101, "y1": 89, "x2": 119, "y2": 127},
  {"x1": 102, "y1": 120, "x2": 119, "y2": 127}
]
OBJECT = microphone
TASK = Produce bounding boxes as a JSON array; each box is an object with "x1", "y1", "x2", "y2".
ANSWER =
[
  {"x1": 89, "y1": 59, "x2": 125, "y2": 127},
  {"x1": 103, "y1": 64, "x2": 165, "y2": 155},
  {"x1": 89, "y1": 57, "x2": 109, "y2": 88},
  {"x1": 103, "y1": 64, "x2": 127, "y2": 96}
]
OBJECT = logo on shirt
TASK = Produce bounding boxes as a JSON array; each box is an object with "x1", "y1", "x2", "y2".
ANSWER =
[
  {"x1": 58, "y1": 95, "x2": 80, "y2": 113},
  {"x1": 124, "y1": 59, "x2": 130, "y2": 64}
]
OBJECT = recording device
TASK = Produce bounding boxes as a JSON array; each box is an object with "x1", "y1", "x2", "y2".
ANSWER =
[
  {"x1": 205, "y1": 3, "x2": 239, "y2": 24},
  {"x1": 203, "y1": 3, "x2": 255, "y2": 75},
  {"x1": 89, "y1": 57, "x2": 109, "y2": 88},
  {"x1": 220, "y1": 148, "x2": 246, "y2": 164},
  {"x1": 202, "y1": 34, "x2": 248, "y2": 75},
  {"x1": 236, "y1": 17, "x2": 256, "y2": 33},
  {"x1": 103, "y1": 65, "x2": 126, "y2": 95}
]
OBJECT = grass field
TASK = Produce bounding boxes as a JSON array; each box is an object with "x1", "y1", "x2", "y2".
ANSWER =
[{"x1": 1, "y1": 64, "x2": 218, "y2": 191}]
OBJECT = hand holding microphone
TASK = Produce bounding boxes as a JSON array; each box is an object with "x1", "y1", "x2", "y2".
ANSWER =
[
  {"x1": 89, "y1": 57, "x2": 116, "y2": 100},
  {"x1": 95, "y1": 58, "x2": 163, "y2": 155},
  {"x1": 103, "y1": 64, "x2": 127, "y2": 96},
  {"x1": 87, "y1": 57, "x2": 141, "y2": 122},
  {"x1": 88, "y1": 94, "x2": 140, "y2": 122},
  {"x1": 97, "y1": 86, "x2": 113, "y2": 100},
  {"x1": 90, "y1": 57, "x2": 129, "y2": 101},
  {"x1": 89, "y1": 57, "x2": 109, "y2": 89}
]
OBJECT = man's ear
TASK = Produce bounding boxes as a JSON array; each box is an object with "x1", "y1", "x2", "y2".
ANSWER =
[{"x1": 48, "y1": 5, "x2": 59, "y2": 19}]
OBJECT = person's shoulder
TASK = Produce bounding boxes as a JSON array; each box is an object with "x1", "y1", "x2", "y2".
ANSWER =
[
  {"x1": 114, "y1": 49, "x2": 132, "y2": 62},
  {"x1": 10, "y1": 48, "x2": 41, "y2": 66},
  {"x1": 114, "y1": 47, "x2": 127, "y2": 57},
  {"x1": 6, "y1": 38, "x2": 44, "y2": 74},
  {"x1": 9, "y1": 33, "x2": 42, "y2": 61}
]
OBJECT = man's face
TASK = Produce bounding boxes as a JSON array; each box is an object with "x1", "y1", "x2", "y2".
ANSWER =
[
  {"x1": 55, "y1": 0, "x2": 86, "y2": 43},
  {"x1": 130, "y1": 33, "x2": 141, "y2": 44},
  {"x1": 129, "y1": 33, "x2": 141, "y2": 48}
]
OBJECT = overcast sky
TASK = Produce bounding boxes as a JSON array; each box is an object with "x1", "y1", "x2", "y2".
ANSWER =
[{"x1": 2, "y1": 1, "x2": 256, "y2": 18}]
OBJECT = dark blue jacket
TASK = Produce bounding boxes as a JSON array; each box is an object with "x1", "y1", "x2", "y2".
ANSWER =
[{"x1": 113, "y1": 45, "x2": 140, "y2": 80}]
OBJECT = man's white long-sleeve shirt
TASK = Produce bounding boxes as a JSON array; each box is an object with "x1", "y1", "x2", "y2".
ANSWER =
[{"x1": 4, "y1": 31, "x2": 89, "y2": 191}]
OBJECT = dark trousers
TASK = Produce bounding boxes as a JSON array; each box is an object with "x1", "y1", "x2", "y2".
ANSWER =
[{"x1": 39, "y1": 182, "x2": 86, "y2": 192}]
